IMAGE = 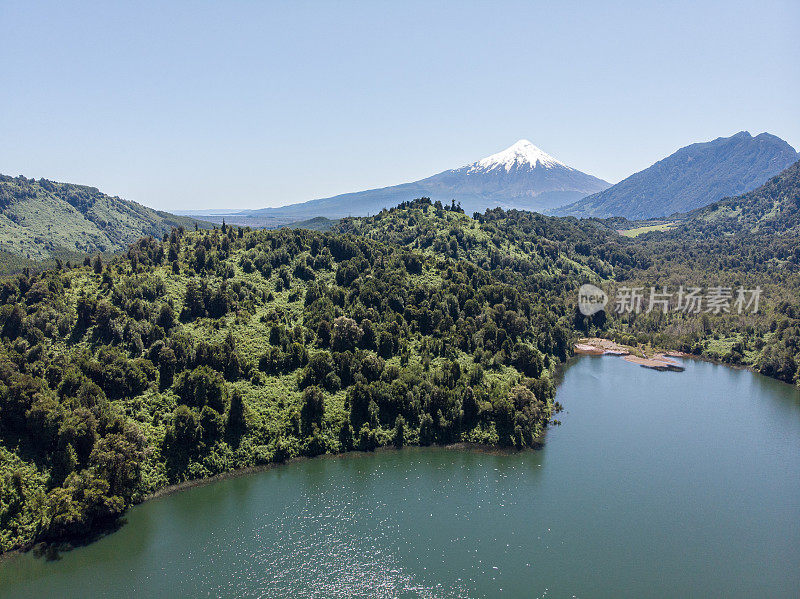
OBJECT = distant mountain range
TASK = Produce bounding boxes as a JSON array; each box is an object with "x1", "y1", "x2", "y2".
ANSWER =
[
  {"x1": 4, "y1": 132, "x2": 797, "y2": 267},
  {"x1": 182, "y1": 140, "x2": 610, "y2": 226},
  {"x1": 0, "y1": 174, "x2": 206, "y2": 261},
  {"x1": 554, "y1": 131, "x2": 799, "y2": 220}
]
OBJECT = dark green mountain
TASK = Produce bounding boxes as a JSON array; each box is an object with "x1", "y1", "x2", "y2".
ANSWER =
[
  {"x1": 0, "y1": 174, "x2": 206, "y2": 261},
  {"x1": 555, "y1": 132, "x2": 798, "y2": 219}
]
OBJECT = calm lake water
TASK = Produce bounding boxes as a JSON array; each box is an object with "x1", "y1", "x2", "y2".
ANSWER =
[{"x1": 2, "y1": 356, "x2": 800, "y2": 598}]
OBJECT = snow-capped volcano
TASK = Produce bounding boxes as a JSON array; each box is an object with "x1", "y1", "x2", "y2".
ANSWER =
[
  {"x1": 471, "y1": 139, "x2": 570, "y2": 172},
  {"x1": 208, "y1": 139, "x2": 610, "y2": 224},
  {"x1": 419, "y1": 139, "x2": 609, "y2": 212}
]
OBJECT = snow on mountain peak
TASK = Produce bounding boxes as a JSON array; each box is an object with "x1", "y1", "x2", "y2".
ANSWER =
[{"x1": 471, "y1": 139, "x2": 570, "y2": 172}]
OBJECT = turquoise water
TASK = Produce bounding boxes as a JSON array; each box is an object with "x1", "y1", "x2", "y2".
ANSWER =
[{"x1": 2, "y1": 356, "x2": 799, "y2": 598}]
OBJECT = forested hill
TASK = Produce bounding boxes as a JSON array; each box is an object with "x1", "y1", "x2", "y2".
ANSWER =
[
  {"x1": 333, "y1": 198, "x2": 639, "y2": 286},
  {"x1": 0, "y1": 222, "x2": 583, "y2": 553},
  {"x1": 335, "y1": 197, "x2": 800, "y2": 386},
  {"x1": 685, "y1": 159, "x2": 800, "y2": 235},
  {"x1": 0, "y1": 174, "x2": 206, "y2": 262}
]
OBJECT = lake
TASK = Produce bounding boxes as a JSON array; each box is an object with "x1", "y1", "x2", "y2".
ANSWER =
[{"x1": 2, "y1": 356, "x2": 799, "y2": 598}]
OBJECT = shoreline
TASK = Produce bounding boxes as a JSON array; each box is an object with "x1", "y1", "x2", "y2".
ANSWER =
[
  {"x1": 4, "y1": 351, "x2": 793, "y2": 565},
  {"x1": 143, "y1": 441, "x2": 532, "y2": 503},
  {"x1": 573, "y1": 337, "x2": 794, "y2": 383},
  {"x1": 0, "y1": 441, "x2": 539, "y2": 562},
  {"x1": 6, "y1": 349, "x2": 790, "y2": 564}
]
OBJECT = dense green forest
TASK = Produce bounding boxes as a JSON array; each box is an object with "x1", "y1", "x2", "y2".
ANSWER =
[
  {"x1": 2, "y1": 160, "x2": 799, "y2": 556},
  {"x1": 608, "y1": 160, "x2": 800, "y2": 380},
  {"x1": 0, "y1": 222, "x2": 573, "y2": 553},
  {"x1": 334, "y1": 161, "x2": 800, "y2": 384},
  {"x1": 687, "y1": 160, "x2": 800, "y2": 234}
]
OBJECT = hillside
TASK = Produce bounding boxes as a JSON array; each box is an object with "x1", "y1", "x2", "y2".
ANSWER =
[
  {"x1": 0, "y1": 223, "x2": 582, "y2": 553},
  {"x1": 686, "y1": 159, "x2": 800, "y2": 234},
  {"x1": 189, "y1": 140, "x2": 610, "y2": 226},
  {"x1": 0, "y1": 175, "x2": 205, "y2": 262},
  {"x1": 333, "y1": 198, "x2": 632, "y2": 288},
  {"x1": 555, "y1": 132, "x2": 798, "y2": 219},
  {"x1": 336, "y1": 197, "x2": 800, "y2": 386}
]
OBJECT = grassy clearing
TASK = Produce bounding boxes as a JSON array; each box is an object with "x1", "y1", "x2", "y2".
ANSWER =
[{"x1": 619, "y1": 222, "x2": 676, "y2": 237}]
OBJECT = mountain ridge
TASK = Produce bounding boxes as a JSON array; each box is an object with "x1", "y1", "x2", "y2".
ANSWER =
[
  {"x1": 553, "y1": 131, "x2": 799, "y2": 220},
  {"x1": 0, "y1": 174, "x2": 208, "y2": 261}
]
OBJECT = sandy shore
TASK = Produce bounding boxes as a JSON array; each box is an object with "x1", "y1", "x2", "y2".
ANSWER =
[
  {"x1": 574, "y1": 338, "x2": 630, "y2": 355},
  {"x1": 575, "y1": 338, "x2": 685, "y2": 371}
]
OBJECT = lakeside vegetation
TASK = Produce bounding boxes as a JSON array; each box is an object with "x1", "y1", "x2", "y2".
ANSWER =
[
  {"x1": 0, "y1": 222, "x2": 567, "y2": 553},
  {"x1": 603, "y1": 161, "x2": 800, "y2": 380}
]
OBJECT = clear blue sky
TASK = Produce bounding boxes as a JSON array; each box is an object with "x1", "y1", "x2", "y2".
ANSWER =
[{"x1": 1, "y1": 0, "x2": 798, "y2": 211}]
